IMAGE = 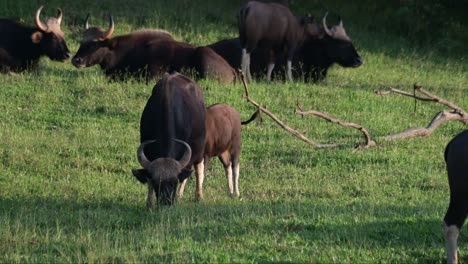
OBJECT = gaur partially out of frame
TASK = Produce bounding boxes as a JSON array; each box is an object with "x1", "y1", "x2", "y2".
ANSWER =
[
  {"x1": 443, "y1": 130, "x2": 468, "y2": 264},
  {"x1": 0, "y1": 6, "x2": 72, "y2": 72}
]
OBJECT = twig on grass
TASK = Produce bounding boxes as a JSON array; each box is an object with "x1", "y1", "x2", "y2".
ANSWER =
[
  {"x1": 238, "y1": 69, "x2": 338, "y2": 148},
  {"x1": 374, "y1": 86, "x2": 436, "y2": 102},
  {"x1": 414, "y1": 84, "x2": 466, "y2": 114},
  {"x1": 295, "y1": 99, "x2": 376, "y2": 148}
]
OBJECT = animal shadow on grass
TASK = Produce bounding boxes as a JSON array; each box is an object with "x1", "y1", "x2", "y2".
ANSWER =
[
  {"x1": 0, "y1": 197, "x2": 457, "y2": 262},
  {"x1": 0, "y1": 196, "x2": 147, "y2": 230},
  {"x1": 258, "y1": 202, "x2": 449, "y2": 263}
]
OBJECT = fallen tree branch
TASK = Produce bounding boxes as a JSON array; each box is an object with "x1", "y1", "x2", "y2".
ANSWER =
[
  {"x1": 375, "y1": 86, "x2": 436, "y2": 102},
  {"x1": 238, "y1": 70, "x2": 337, "y2": 148},
  {"x1": 295, "y1": 100, "x2": 376, "y2": 148},
  {"x1": 377, "y1": 84, "x2": 467, "y2": 140},
  {"x1": 414, "y1": 84, "x2": 466, "y2": 114},
  {"x1": 240, "y1": 76, "x2": 466, "y2": 146},
  {"x1": 383, "y1": 110, "x2": 467, "y2": 140}
]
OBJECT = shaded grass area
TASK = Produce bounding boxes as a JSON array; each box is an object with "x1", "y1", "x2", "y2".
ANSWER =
[
  {"x1": 1, "y1": 0, "x2": 467, "y2": 263},
  {"x1": 0, "y1": 196, "x2": 454, "y2": 263}
]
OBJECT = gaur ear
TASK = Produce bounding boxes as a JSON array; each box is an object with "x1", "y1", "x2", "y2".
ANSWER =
[
  {"x1": 100, "y1": 39, "x2": 110, "y2": 48},
  {"x1": 178, "y1": 168, "x2": 193, "y2": 182},
  {"x1": 132, "y1": 168, "x2": 149, "y2": 184},
  {"x1": 31, "y1": 31, "x2": 43, "y2": 44},
  {"x1": 299, "y1": 17, "x2": 306, "y2": 26},
  {"x1": 317, "y1": 30, "x2": 326, "y2": 39},
  {"x1": 302, "y1": 15, "x2": 315, "y2": 25},
  {"x1": 106, "y1": 39, "x2": 118, "y2": 50}
]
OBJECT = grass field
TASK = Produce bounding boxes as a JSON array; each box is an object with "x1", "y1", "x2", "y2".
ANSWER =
[{"x1": 0, "y1": 0, "x2": 467, "y2": 263}]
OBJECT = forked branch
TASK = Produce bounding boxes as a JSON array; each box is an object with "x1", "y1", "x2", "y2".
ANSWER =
[
  {"x1": 377, "y1": 84, "x2": 467, "y2": 140},
  {"x1": 414, "y1": 84, "x2": 465, "y2": 114},
  {"x1": 240, "y1": 76, "x2": 465, "y2": 147}
]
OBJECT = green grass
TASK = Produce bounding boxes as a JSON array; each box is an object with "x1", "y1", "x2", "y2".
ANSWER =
[{"x1": 1, "y1": 0, "x2": 467, "y2": 263}]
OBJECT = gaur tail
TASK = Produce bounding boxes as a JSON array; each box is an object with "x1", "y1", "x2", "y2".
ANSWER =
[
  {"x1": 237, "y1": 5, "x2": 250, "y2": 47},
  {"x1": 444, "y1": 142, "x2": 450, "y2": 163},
  {"x1": 241, "y1": 109, "x2": 262, "y2": 125}
]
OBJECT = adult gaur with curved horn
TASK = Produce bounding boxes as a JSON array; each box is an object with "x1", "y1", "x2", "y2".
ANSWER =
[
  {"x1": 133, "y1": 139, "x2": 193, "y2": 206},
  {"x1": 237, "y1": 1, "x2": 321, "y2": 82},
  {"x1": 72, "y1": 14, "x2": 234, "y2": 84},
  {"x1": 209, "y1": 12, "x2": 363, "y2": 82},
  {"x1": 321, "y1": 12, "x2": 352, "y2": 42},
  {"x1": 131, "y1": 72, "x2": 206, "y2": 208},
  {"x1": 136, "y1": 139, "x2": 192, "y2": 174},
  {"x1": 35, "y1": 6, "x2": 63, "y2": 33},
  {"x1": 0, "y1": 6, "x2": 71, "y2": 72},
  {"x1": 72, "y1": 14, "x2": 174, "y2": 81},
  {"x1": 296, "y1": 12, "x2": 363, "y2": 81}
]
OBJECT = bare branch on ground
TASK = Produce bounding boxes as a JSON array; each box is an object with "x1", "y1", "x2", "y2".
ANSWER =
[
  {"x1": 295, "y1": 99, "x2": 376, "y2": 148},
  {"x1": 238, "y1": 70, "x2": 338, "y2": 148}
]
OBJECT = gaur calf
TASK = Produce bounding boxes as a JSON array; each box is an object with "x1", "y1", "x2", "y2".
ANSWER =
[{"x1": 178, "y1": 103, "x2": 259, "y2": 198}]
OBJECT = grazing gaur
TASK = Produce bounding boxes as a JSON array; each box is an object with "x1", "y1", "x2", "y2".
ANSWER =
[
  {"x1": 73, "y1": 15, "x2": 235, "y2": 83},
  {"x1": 131, "y1": 72, "x2": 206, "y2": 208},
  {"x1": 178, "y1": 104, "x2": 259, "y2": 198},
  {"x1": 237, "y1": 1, "x2": 321, "y2": 81},
  {"x1": 443, "y1": 130, "x2": 468, "y2": 264},
  {"x1": 208, "y1": 13, "x2": 362, "y2": 82},
  {"x1": 0, "y1": 6, "x2": 72, "y2": 72}
]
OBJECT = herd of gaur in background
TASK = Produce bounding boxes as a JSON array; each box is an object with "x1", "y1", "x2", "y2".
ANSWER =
[{"x1": 0, "y1": 2, "x2": 465, "y2": 263}]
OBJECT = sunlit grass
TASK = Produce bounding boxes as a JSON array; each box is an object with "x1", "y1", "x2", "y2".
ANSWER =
[{"x1": 0, "y1": 0, "x2": 467, "y2": 263}]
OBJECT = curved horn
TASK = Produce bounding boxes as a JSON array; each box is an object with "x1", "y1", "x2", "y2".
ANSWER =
[
  {"x1": 100, "y1": 15, "x2": 114, "y2": 40},
  {"x1": 136, "y1": 140, "x2": 156, "y2": 169},
  {"x1": 34, "y1": 6, "x2": 48, "y2": 32},
  {"x1": 322, "y1": 12, "x2": 333, "y2": 37},
  {"x1": 173, "y1": 139, "x2": 192, "y2": 168},
  {"x1": 338, "y1": 16, "x2": 343, "y2": 28},
  {"x1": 56, "y1": 8, "x2": 63, "y2": 25},
  {"x1": 84, "y1": 13, "x2": 90, "y2": 29}
]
